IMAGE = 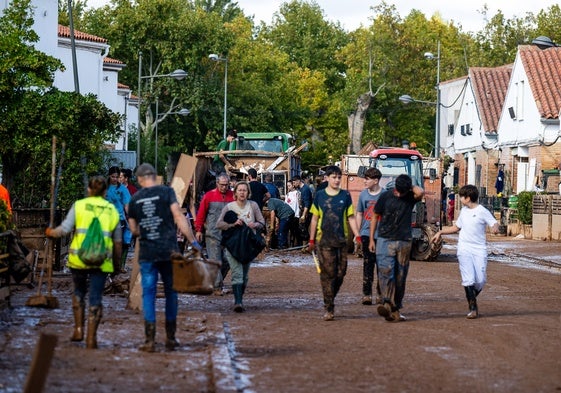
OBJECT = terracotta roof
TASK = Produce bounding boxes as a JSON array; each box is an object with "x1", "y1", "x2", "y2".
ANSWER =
[
  {"x1": 104, "y1": 57, "x2": 124, "y2": 65},
  {"x1": 519, "y1": 45, "x2": 561, "y2": 120},
  {"x1": 58, "y1": 25, "x2": 107, "y2": 43},
  {"x1": 470, "y1": 65, "x2": 512, "y2": 134},
  {"x1": 117, "y1": 82, "x2": 129, "y2": 89}
]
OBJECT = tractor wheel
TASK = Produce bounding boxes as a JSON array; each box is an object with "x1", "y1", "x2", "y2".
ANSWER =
[{"x1": 411, "y1": 224, "x2": 442, "y2": 261}]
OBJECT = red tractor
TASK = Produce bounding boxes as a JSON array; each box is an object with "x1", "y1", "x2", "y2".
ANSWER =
[{"x1": 342, "y1": 146, "x2": 443, "y2": 261}]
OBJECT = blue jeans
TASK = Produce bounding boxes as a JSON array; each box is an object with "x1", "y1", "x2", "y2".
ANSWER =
[
  {"x1": 140, "y1": 260, "x2": 177, "y2": 323},
  {"x1": 277, "y1": 216, "x2": 293, "y2": 248},
  {"x1": 375, "y1": 237, "x2": 412, "y2": 310},
  {"x1": 71, "y1": 268, "x2": 107, "y2": 307}
]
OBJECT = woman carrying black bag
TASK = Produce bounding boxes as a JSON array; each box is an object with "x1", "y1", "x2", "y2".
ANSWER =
[{"x1": 216, "y1": 181, "x2": 265, "y2": 312}]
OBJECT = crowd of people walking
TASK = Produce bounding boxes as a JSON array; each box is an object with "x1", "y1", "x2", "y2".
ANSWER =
[{"x1": 37, "y1": 156, "x2": 498, "y2": 352}]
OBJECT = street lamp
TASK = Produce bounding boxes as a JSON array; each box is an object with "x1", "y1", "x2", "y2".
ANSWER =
[
  {"x1": 136, "y1": 51, "x2": 187, "y2": 167},
  {"x1": 399, "y1": 95, "x2": 436, "y2": 106},
  {"x1": 425, "y1": 40, "x2": 440, "y2": 158},
  {"x1": 154, "y1": 106, "x2": 190, "y2": 171},
  {"x1": 424, "y1": 41, "x2": 441, "y2": 159},
  {"x1": 399, "y1": 94, "x2": 441, "y2": 157},
  {"x1": 532, "y1": 35, "x2": 558, "y2": 50},
  {"x1": 209, "y1": 53, "x2": 228, "y2": 139},
  {"x1": 401, "y1": 43, "x2": 442, "y2": 158}
]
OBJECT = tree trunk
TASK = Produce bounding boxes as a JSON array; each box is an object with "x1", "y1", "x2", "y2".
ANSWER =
[{"x1": 347, "y1": 92, "x2": 372, "y2": 154}]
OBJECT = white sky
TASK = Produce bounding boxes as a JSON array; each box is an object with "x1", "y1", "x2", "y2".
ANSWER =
[{"x1": 86, "y1": 0, "x2": 560, "y2": 33}]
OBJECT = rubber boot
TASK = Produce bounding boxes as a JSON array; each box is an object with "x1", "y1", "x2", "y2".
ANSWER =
[
  {"x1": 474, "y1": 287, "x2": 481, "y2": 297},
  {"x1": 232, "y1": 284, "x2": 244, "y2": 312},
  {"x1": 139, "y1": 321, "x2": 156, "y2": 352},
  {"x1": 464, "y1": 286, "x2": 478, "y2": 319},
  {"x1": 165, "y1": 320, "x2": 179, "y2": 351},
  {"x1": 71, "y1": 295, "x2": 85, "y2": 342},
  {"x1": 86, "y1": 306, "x2": 102, "y2": 349},
  {"x1": 120, "y1": 243, "x2": 130, "y2": 272}
]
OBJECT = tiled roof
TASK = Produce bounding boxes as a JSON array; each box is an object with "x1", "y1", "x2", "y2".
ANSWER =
[
  {"x1": 470, "y1": 65, "x2": 512, "y2": 134},
  {"x1": 519, "y1": 45, "x2": 561, "y2": 120},
  {"x1": 58, "y1": 25, "x2": 107, "y2": 43},
  {"x1": 104, "y1": 57, "x2": 124, "y2": 65},
  {"x1": 117, "y1": 82, "x2": 130, "y2": 89}
]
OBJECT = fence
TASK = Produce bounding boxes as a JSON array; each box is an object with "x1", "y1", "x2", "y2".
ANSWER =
[{"x1": 532, "y1": 195, "x2": 561, "y2": 240}]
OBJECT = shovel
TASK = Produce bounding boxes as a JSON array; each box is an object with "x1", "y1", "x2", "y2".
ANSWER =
[{"x1": 26, "y1": 136, "x2": 61, "y2": 308}]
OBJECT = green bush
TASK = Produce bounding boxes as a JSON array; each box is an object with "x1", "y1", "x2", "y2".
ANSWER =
[{"x1": 517, "y1": 191, "x2": 535, "y2": 224}]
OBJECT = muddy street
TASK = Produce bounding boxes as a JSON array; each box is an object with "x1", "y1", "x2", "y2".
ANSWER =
[{"x1": 1, "y1": 235, "x2": 561, "y2": 393}]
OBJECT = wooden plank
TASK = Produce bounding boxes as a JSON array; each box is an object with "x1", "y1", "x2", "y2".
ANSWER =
[
  {"x1": 23, "y1": 333, "x2": 58, "y2": 393},
  {"x1": 126, "y1": 241, "x2": 142, "y2": 311},
  {"x1": 170, "y1": 153, "x2": 198, "y2": 208}
]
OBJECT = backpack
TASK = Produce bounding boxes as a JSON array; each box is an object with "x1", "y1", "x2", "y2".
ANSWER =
[{"x1": 78, "y1": 208, "x2": 107, "y2": 267}]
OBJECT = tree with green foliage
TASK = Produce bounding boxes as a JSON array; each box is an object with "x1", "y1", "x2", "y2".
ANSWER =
[{"x1": 71, "y1": 0, "x2": 557, "y2": 172}]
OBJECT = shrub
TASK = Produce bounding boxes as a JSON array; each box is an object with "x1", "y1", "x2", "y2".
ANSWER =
[{"x1": 517, "y1": 191, "x2": 535, "y2": 224}]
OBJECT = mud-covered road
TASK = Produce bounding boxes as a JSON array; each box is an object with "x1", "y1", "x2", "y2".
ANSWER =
[{"x1": 1, "y1": 235, "x2": 561, "y2": 393}]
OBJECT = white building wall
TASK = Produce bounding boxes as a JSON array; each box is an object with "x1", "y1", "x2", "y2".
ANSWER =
[
  {"x1": 1, "y1": 0, "x2": 57, "y2": 55},
  {"x1": 452, "y1": 79, "x2": 482, "y2": 154},
  {"x1": 498, "y1": 52, "x2": 548, "y2": 147},
  {"x1": 54, "y1": 39, "x2": 108, "y2": 96},
  {"x1": 439, "y1": 78, "x2": 467, "y2": 157}
]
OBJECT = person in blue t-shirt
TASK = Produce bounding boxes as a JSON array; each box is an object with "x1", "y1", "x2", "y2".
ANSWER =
[
  {"x1": 106, "y1": 166, "x2": 131, "y2": 272},
  {"x1": 356, "y1": 167, "x2": 383, "y2": 306}
]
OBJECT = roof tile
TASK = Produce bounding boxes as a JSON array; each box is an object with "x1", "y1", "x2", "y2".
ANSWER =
[
  {"x1": 519, "y1": 45, "x2": 561, "y2": 120},
  {"x1": 58, "y1": 24, "x2": 107, "y2": 43},
  {"x1": 470, "y1": 65, "x2": 512, "y2": 134}
]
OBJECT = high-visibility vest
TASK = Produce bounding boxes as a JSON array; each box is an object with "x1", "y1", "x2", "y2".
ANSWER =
[{"x1": 68, "y1": 197, "x2": 120, "y2": 272}]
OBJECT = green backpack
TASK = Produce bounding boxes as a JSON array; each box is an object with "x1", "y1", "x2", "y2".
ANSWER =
[{"x1": 78, "y1": 207, "x2": 107, "y2": 267}]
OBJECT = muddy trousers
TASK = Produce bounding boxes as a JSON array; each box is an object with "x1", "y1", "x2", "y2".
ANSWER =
[
  {"x1": 206, "y1": 237, "x2": 229, "y2": 290},
  {"x1": 361, "y1": 236, "x2": 380, "y2": 299},
  {"x1": 224, "y1": 249, "x2": 250, "y2": 307},
  {"x1": 70, "y1": 269, "x2": 106, "y2": 347},
  {"x1": 317, "y1": 246, "x2": 348, "y2": 313},
  {"x1": 375, "y1": 238, "x2": 412, "y2": 311}
]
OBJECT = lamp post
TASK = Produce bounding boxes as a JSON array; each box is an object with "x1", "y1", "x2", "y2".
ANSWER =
[
  {"x1": 399, "y1": 94, "x2": 440, "y2": 157},
  {"x1": 154, "y1": 106, "x2": 190, "y2": 171},
  {"x1": 136, "y1": 51, "x2": 187, "y2": 167},
  {"x1": 209, "y1": 54, "x2": 228, "y2": 139},
  {"x1": 532, "y1": 35, "x2": 558, "y2": 49},
  {"x1": 424, "y1": 41, "x2": 441, "y2": 159}
]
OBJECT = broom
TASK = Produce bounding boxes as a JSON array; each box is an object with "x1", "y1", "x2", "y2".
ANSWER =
[{"x1": 26, "y1": 136, "x2": 61, "y2": 308}]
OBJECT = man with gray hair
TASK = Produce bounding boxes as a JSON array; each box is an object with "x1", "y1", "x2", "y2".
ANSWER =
[{"x1": 195, "y1": 172, "x2": 234, "y2": 295}]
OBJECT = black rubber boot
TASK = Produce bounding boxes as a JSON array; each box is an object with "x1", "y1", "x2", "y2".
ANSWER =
[
  {"x1": 139, "y1": 321, "x2": 156, "y2": 352},
  {"x1": 120, "y1": 243, "x2": 130, "y2": 272},
  {"x1": 86, "y1": 306, "x2": 102, "y2": 349},
  {"x1": 232, "y1": 284, "x2": 244, "y2": 312},
  {"x1": 165, "y1": 319, "x2": 179, "y2": 351},
  {"x1": 464, "y1": 286, "x2": 478, "y2": 319},
  {"x1": 71, "y1": 295, "x2": 85, "y2": 342}
]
